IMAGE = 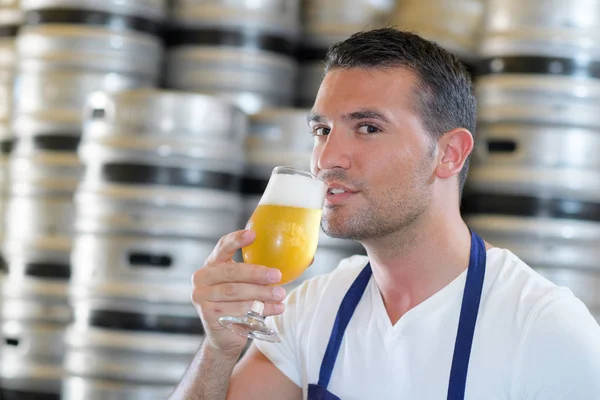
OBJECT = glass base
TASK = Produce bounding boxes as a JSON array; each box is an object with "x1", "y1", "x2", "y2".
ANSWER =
[{"x1": 218, "y1": 311, "x2": 281, "y2": 343}]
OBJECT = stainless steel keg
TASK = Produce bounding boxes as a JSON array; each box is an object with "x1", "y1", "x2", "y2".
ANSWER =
[
  {"x1": 0, "y1": 276, "x2": 70, "y2": 397},
  {"x1": 62, "y1": 325, "x2": 202, "y2": 400},
  {"x1": 19, "y1": 0, "x2": 166, "y2": 79},
  {"x1": 481, "y1": 0, "x2": 600, "y2": 60},
  {"x1": 390, "y1": 0, "x2": 484, "y2": 61},
  {"x1": 65, "y1": 89, "x2": 247, "y2": 397},
  {"x1": 466, "y1": 123, "x2": 600, "y2": 202},
  {"x1": 3, "y1": 136, "x2": 81, "y2": 274},
  {"x1": 166, "y1": 0, "x2": 300, "y2": 114},
  {"x1": 296, "y1": 0, "x2": 394, "y2": 107}
]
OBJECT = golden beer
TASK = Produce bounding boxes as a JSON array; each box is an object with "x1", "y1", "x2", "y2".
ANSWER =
[{"x1": 243, "y1": 204, "x2": 322, "y2": 285}]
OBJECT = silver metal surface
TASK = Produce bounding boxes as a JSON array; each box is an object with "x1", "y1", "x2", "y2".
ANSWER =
[
  {"x1": 0, "y1": 320, "x2": 64, "y2": 394},
  {"x1": 390, "y1": 0, "x2": 484, "y2": 60},
  {"x1": 69, "y1": 230, "x2": 215, "y2": 317},
  {"x1": 63, "y1": 325, "x2": 202, "y2": 386},
  {"x1": 476, "y1": 74, "x2": 600, "y2": 128},
  {"x1": 481, "y1": 0, "x2": 600, "y2": 59},
  {"x1": 302, "y1": 0, "x2": 392, "y2": 48},
  {"x1": 17, "y1": 25, "x2": 162, "y2": 80},
  {"x1": 3, "y1": 194, "x2": 74, "y2": 257},
  {"x1": 166, "y1": 46, "x2": 297, "y2": 115},
  {"x1": 23, "y1": 0, "x2": 167, "y2": 20},
  {"x1": 0, "y1": 0, "x2": 21, "y2": 31},
  {"x1": 3, "y1": 150, "x2": 80, "y2": 268},
  {"x1": 77, "y1": 89, "x2": 246, "y2": 221},
  {"x1": 466, "y1": 164, "x2": 600, "y2": 203},
  {"x1": 82, "y1": 89, "x2": 248, "y2": 153},
  {"x1": 62, "y1": 376, "x2": 174, "y2": 400},
  {"x1": 75, "y1": 191, "x2": 242, "y2": 238},
  {"x1": 296, "y1": 62, "x2": 323, "y2": 107},
  {"x1": 170, "y1": 0, "x2": 299, "y2": 38},
  {"x1": 465, "y1": 215, "x2": 600, "y2": 272},
  {"x1": 473, "y1": 123, "x2": 600, "y2": 169},
  {"x1": 0, "y1": 276, "x2": 70, "y2": 322},
  {"x1": 0, "y1": 69, "x2": 14, "y2": 123},
  {"x1": 467, "y1": 122, "x2": 600, "y2": 201},
  {"x1": 166, "y1": 1, "x2": 300, "y2": 114},
  {"x1": 246, "y1": 107, "x2": 313, "y2": 176},
  {"x1": 9, "y1": 150, "x2": 81, "y2": 196},
  {"x1": 13, "y1": 70, "x2": 148, "y2": 132},
  {"x1": 0, "y1": 277, "x2": 70, "y2": 395},
  {"x1": 70, "y1": 233, "x2": 215, "y2": 313}
]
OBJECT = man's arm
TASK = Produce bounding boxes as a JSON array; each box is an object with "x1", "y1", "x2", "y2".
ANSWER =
[
  {"x1": 170, "y1": 341, "x2": 238, "y2": 400},
  {"x1": 169, "y1": 342, "x2": 301, "y2": 400},
  {"x1": 228, "y1": 345, "x2": 302, "y2": 399}
]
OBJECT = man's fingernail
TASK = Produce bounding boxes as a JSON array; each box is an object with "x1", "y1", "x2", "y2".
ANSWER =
[
  {"x1": 243, "y1": 230, "x2": 254, "y2": 240},
  {"x1": 267, "y1": 269, "x2": 282, "y2": 283},
  {"x1": 274, "y1": 303, "x2": 285, "y2": 313},
  {"x1": 273, "y1": 287, "x2": 286, "y2": 300}
]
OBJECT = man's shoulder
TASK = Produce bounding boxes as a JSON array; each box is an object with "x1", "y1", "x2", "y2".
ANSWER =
[
  {"x1": 483, "y1": 247, "x2": 598, "y2": 337},
  {"x1": 485, "y1": 247, "x2": 568, "y2": 307}
]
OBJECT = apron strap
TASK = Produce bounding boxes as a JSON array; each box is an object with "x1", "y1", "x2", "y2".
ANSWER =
[
  {"x1": 447, "y1": 230, "x2": 486, "y2": 400},
  {"x1": 316, "y1": 263, "x2": 373, "y2": 388}
]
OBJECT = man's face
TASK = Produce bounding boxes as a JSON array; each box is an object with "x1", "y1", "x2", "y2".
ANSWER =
[{"x1": 309, "y1": 67, "x2": 437, "y2": 241}]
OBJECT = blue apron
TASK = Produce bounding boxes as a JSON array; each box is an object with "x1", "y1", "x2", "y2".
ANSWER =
[{"x1": 307, "y1": 230, "x2": 487, "y2": 400}]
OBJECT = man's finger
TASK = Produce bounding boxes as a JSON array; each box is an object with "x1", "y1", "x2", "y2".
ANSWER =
[
  {"x1": 204, "y1": 230, "x2": 256, "y2": 265},
  {"x1": 201, "y1": 262, "x2": 282, "y2": 286}
]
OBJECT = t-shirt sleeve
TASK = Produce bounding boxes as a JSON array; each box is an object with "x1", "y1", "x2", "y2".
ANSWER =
[
  {"x1": 254, "y1": 280, "x2": 314, "y2": 388},
  {"x1": 513, "y1": 289, "x2": 600, "y2": 399}
]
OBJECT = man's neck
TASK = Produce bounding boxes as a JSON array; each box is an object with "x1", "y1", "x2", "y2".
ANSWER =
[{"x1": 361, "y1": 211, "x2": 474, "y2": 326}]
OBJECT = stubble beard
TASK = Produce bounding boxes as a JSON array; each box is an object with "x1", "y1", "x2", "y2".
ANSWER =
[{"x1": 321, "y1": 165, "x2": 433, "y2": 242}]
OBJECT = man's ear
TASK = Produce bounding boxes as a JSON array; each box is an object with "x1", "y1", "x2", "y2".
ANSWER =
[{"x1": 435, "y1": 128, "x2": 474, "y2": 180}]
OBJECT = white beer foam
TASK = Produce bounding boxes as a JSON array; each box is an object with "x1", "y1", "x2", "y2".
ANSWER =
[{"x1": 259, "y1": 173, "x2": 326, "y2": 209}]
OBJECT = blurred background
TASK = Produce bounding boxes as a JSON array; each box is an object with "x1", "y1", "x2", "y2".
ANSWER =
[{"x1": 0, "y1": 0, "x2": 598, "y2": 398}]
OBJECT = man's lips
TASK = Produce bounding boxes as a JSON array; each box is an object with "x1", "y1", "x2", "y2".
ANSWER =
[{"x1": 324, "y1": 183, "x2": 358, "y2": 205}]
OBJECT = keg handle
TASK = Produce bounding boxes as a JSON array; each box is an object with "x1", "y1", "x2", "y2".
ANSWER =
[
  {"x1": 2, "y1": 335, "x2": 25, "y2": 352},
  {"x1": 86, "y1": 91, "x2": 114, "y2": 122},
  {"x1": 90, "y1": 108, "x2": 106, "y2": 119},
  {"x1": 128, "y1": 252, "x2": 173, "y2": 269},
  {"x1": 487, "y1": 139, "x2": 518, "y2": 154}
]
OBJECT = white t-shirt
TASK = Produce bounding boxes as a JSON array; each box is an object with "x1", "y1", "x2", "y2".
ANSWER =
[{"x1": 255, "y1": 248, "x2": 600, "y2": 399}]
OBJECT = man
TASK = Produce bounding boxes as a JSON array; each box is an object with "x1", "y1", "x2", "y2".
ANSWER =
[{"x1": 171, "y1": 29, "x2": 600, "y2": 399}]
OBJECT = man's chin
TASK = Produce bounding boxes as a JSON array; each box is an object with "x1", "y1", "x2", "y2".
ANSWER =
[{"x1": 321, "y1": 224, "x2": 356, "y2": 241}]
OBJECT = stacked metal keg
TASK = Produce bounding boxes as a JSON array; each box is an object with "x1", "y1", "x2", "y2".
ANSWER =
[
  {"x1": 244, "y1": 108, "x2": 365, "y2": 292},
  {"x1": 390, "y1": 0, "x2": 485, "y2": 65},
  {"x1": 297, "y1": 0, "x2": 394, "y2": 107},
  {"x1": 0, "y1": 3, "x2": 73, "y2": 400},
  {"x1": 165, "y1": 0, "x2": 301, "y2": 114},
  {"x1": 0, "y1": 0, "x2": 167, "y2": 397},
  {"x1": 0, "y1": 0, "x2": 20, "y2": 266},
  {"x1": 462, "y1": 0, "x2": 600, "y2": 322},
  {"x1": 62, "y1": 89, "x2": 248, "y2": 399}
]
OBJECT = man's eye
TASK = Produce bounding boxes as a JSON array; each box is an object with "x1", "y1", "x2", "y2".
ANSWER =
[
  {"x1": 358, "y1": 125, "x2": 381, "y2": 134},
  {"x1": 313, "y1": 127, "x2": 331, "y2": 136}
]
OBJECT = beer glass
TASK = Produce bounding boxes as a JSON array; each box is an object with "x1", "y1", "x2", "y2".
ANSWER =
[{"x1": 218, "y1": 166, "x2": 327, "y2": 343}]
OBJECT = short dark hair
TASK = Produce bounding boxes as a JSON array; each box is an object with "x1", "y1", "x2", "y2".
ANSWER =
[{"x1": 323, "y1": 28, "x2": 476, "y2": 195}]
